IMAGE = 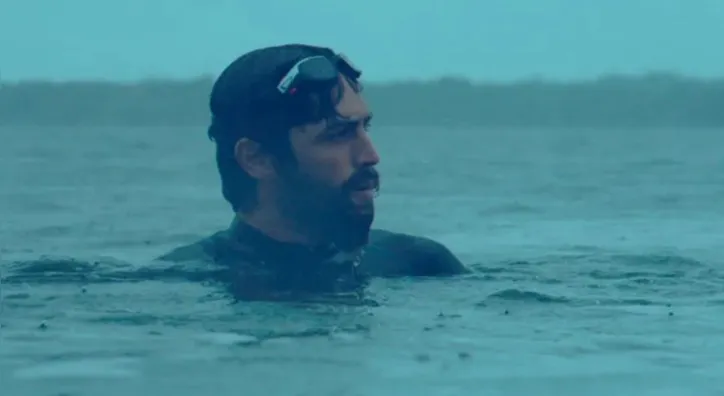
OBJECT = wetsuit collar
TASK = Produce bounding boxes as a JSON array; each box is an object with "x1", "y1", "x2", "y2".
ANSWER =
[{"x1": 228, "y1": 217, "x2": 364, "y2": 266}]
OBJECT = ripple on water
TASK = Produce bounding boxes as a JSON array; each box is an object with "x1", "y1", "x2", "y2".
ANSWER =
[
  {"x1": 1, "y1": 248, "x2": 723, "y2": 394},
  {"x1": 12, "y1": 358, "x2": 141, "y2": 380}
]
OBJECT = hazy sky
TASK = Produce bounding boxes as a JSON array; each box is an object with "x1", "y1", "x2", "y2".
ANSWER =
[{"x1": 1, "y1": 0, "x2": 722, "y2": 82}]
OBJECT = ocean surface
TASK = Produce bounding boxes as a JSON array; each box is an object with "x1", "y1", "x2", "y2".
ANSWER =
[{"x1": 1, "y1": 125, "x2": 723, "y2": 396}]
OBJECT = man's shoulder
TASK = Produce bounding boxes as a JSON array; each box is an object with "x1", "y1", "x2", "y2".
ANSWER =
[
  {"x1": 369, "y1": 229, "x2": 447, "y2": 253},
  {"x1": 364, "y1": 229, "x2": 470, "y2": 277},
  {"x1": 155, "y1": 230, "x2": 230, "y2": 263},
  {"x1": 155, "y1": 227, "x2": 470, "y2": 278}
]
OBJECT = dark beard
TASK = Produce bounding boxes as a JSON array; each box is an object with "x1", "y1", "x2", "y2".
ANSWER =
[{"x1": 276, "y1": 171, "x2": 375, "y2": 251}]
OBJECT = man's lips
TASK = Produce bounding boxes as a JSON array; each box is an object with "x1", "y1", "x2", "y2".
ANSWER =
[
  {"x1": 351, "y1": 179, "x2": 378, "y2": 191},
  {"x1": 348, "y1": 178, "x2": 379, "y2": 204},
  {"x1": 348, "y1": 174, "x2": 379, "y2": 189}
]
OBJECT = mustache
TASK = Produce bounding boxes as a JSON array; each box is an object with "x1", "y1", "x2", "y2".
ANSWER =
[{"x1": 344, "y1": 167, "x2": 380, "y2": 192}]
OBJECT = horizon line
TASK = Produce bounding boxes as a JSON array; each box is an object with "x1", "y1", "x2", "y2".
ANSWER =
[{"x1": 2, "y1": 70, "x2": 724, "y2": 85}]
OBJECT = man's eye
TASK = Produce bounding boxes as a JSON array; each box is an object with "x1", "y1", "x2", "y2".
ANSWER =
[{"x1": 331, "y1": 127, "x2": 356, "y2": 139}]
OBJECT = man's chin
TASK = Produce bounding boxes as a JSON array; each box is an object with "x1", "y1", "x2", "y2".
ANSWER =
[
  {"x1": 332, "y1": 213, "x2": 374, "y2": 251},
  {"x1": 350, "y1": 189, "x2": 376, "y2": 206},
  {"x1": 349, "y1": 197, "x2": 375, "y2": 216}
]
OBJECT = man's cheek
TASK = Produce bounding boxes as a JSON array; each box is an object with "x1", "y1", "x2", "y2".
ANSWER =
[{"x1": 303, "y1": 158, "x2": 342, "y2": 183}]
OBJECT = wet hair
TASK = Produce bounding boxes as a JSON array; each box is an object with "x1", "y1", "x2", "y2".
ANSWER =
[{"x1": 208, "y1": 44, "x2": 337, "y2": 212}]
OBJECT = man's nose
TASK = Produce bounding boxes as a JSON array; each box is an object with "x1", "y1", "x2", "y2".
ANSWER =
[{"x1": 354, "y1": 130, "x2": 380, "y2": 167}]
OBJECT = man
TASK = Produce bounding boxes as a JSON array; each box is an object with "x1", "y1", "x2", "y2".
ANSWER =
[{"x1": 158, "y1": 44, "x2": 469, "y2": 301}]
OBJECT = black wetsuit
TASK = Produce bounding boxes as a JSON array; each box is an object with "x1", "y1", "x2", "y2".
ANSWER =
[{"x1": 157, "y1": 219, "x2": 469, "y2": 301}]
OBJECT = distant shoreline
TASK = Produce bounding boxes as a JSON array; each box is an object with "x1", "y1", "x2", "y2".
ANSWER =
[{"x1": 1, "y1": 73, "x2": 723, "y2": 127}]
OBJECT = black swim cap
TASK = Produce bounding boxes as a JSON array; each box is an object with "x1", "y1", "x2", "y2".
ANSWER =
[{"x1": 208, "y1": 44, "x2": 337, "y2": 146}]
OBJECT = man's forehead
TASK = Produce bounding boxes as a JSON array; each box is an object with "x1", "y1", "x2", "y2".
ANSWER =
[
  {"x1": 333, "y1": 73, "x2": 370, "y2": 121},
  {"x1": 292, "y1": 74, "x2": 371, "y2": 137}
]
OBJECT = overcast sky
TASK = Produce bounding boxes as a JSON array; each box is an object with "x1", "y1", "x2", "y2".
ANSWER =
[{"x1": 1, "y1": 0, "x2": 722, "y2": 82}]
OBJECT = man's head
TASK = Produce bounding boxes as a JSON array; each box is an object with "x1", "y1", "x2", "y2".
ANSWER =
[{"x1": 208, "y1": 44, "x2": 380, "y2": 251}]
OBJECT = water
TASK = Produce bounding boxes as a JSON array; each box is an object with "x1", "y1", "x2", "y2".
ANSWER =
[{"x1": 1, "y1": 126, "x2": 723, "y2": 395}]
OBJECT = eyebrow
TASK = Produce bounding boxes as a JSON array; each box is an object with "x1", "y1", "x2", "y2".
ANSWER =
[
  {"x1": 347, "y1": 76, "x2": 363, "y2": 93},
  {"x1": 332, "y1": 112, "x2": 373, "y2": 127},
  {"x1": 312, "y1": 113, "x2": 372, "y2": 141}
]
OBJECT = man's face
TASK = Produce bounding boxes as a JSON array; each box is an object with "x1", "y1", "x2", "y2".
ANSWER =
[{"x1": 274, "y1": 74, "x2": 381, "y2": 250}]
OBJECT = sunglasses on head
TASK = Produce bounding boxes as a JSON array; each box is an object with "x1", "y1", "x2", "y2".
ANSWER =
[{"x1": 276, "y1": 54, "x2": 362, "y2": 96}]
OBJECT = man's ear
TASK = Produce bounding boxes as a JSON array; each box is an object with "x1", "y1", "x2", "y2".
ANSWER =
[{"x1": 234, "y1": 137, "x2": 275, "y2": 179}]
